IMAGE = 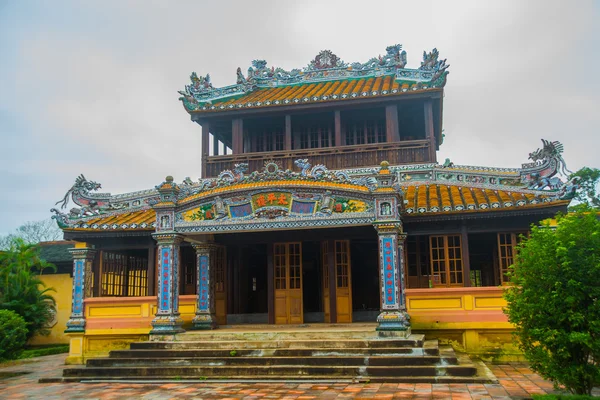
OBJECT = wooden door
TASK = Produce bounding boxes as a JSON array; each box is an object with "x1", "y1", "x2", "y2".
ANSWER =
[
  {"x1": 334, "y1": 240, "x2": 352, "y2": 323},
  {"x1": 321, "y1": 240, "x2": 353, "y2": 323},
  {"x1": 274, "y1": 242, "x2": 303, "y2": 324},
  {"x1": 212, "y1": 246, "x2": 227, "y2": 325}
]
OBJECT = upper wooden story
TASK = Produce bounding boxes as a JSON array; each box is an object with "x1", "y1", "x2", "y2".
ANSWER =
[{"x1": 177, "y1": 46, "x2": 449, "y2": 178}]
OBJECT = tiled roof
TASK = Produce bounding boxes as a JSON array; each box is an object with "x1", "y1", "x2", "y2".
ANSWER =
[
  {"x1": 65, "y1": 209, "x2": 156, "y2": 231},
  {"x1": 191, "y1": 75, "x2": 439, "y2": 113},
  {"x1": 38, "y1": 241, "x2": 77, "y2": 263},
  {"x1": 402, "y1": 184, "x2": 567, "y2": 215}
]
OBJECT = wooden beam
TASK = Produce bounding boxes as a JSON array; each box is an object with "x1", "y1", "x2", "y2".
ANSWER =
[
  {"x1": 385, "y1": 104, "x2": 400, "y2": 142},
  {"x1": 327, "y1": 239, "x2": 337, "y2": 323},
  {"x1": 461, "y1": 224, "x2": 471, "y2": 287},
  {"x1": 267, "y1": 243, "x2": 275, "y2": 324},
  {"x1": 334, "y1": 110, "x2": 342, "y2": 147},
  {"x1": 285, "y1": 115, "x2": 292, "y2": 150},
  {"x1": 201, "y1": 122, "x2": 210, "y2": 178},
  {"x1": 424, "y1": 100, "x2": 436, "y2": 163}
]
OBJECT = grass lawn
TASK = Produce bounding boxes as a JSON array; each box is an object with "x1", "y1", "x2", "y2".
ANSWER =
[{"x1": 18, "y1": 344, "x2": 69, "y2": 359}]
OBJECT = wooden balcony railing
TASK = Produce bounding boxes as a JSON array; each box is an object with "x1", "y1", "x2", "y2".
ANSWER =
[{"x1": 204, "y1": 140, "x2": 431, "y2": 177}]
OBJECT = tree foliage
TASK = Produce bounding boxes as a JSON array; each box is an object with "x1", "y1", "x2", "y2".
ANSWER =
[
  {"x1": 0, "y1": 219, "x2": 63, "y2": 250},
  {"x1": 0, "y1": 238, "x2": 56, "y2": 341},
  {"x1": 504, "y1": 209, "x2": 600, "y2": 395},
  {"x1": 569, "y1": 167, "x2": 600, "y2": 211}
]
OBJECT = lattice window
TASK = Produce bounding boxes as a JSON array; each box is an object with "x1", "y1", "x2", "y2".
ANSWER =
[
  {"x1": 429, "y1": 235, "x2": 464, "y2": 287},
  {"x1": 212, "y1": 246, "x2": 226, "y2": 293},
  {"x1": 335, "y1": 240, "x2": 350, "y2": 288},
  {"x1": 366, "y1": 121, "x2": 376, "y2": 144},
  {"x1": 274, "y1": 129, "x2": 284, "y2": 151},
  {"x1": 101, "y1": 251, "x2": 148, "y2": 297},
  {"x1": 274, "y1": 244, "x2": 286, "y2": 290},
  {"x1": 377, "y1": 121, "x2": 386, "y2": 143},
  {"x1": 299, "y1": 131, "x2": 309, "y2": 149},
  {"x1": 498, "y1": 233, "x2": 520, "y2": 284},
  {"x1": 126, "y1": 255, "x2": 148, "y2": 297},
  {"x1": 289, "y1": 243, "x2": 302, "y2": 289}
]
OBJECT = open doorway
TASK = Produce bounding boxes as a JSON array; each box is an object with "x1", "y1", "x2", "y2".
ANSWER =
[
  {"x1": 351, "y1": 239, "x2": 379, "y2": 321},
  {"x1": 302, "y1": 241, "x2": 323, "y2": 322}
]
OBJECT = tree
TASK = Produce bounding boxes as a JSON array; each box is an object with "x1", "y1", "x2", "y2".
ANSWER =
[
  {"x1": 504, "y1": 209, "x2": 600, "y2": 395},
  {"x1": 569, "y1": 167, "x2": 600, "y2": 211},
  {"x1": 0, "y1": 218, "x2": 63, "y2": 250},
  {"x1": 0, "y1": 238, "x2": 56, "y2": 341}
]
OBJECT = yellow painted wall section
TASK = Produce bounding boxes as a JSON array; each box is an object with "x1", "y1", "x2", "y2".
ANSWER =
[{"x1": 30, "y1": 274, "x2": 73, "y2": 345}]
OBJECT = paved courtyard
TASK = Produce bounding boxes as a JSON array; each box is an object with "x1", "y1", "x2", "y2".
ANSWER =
[{"x1": 0, "y1": 354, "x2": 589, "y2": 399}]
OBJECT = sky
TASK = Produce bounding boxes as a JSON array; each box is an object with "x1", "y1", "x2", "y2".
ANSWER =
[{"x1": 0, "y1": 0, "x2": 599, "y2": 235}]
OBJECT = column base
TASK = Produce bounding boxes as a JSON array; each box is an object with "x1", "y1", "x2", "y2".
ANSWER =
[
  {"x1": 64, "y1": 318, "x2": 85, "y2": 333},
  {"x1": 376, "y1": 310, "x2": 411, "y2": 335},
  {"x1": 192, "y1": 313, "x2": 218, "y2": 330},
  {"x1": 150, "y1": 315, "x2": 184, "y2": 335}
]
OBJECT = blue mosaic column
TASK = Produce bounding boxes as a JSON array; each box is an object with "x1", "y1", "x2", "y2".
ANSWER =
[
  {"x1": 65, "y1": 246, "x2": 96, "y2": 333},
  {"x1": 375, "y1": 226, "x2": 411, "y2": 335},
  {"x1": 192, "y1": 243, "x2": 217, "y2": 330},
  {"x1": 150, "y1": 233, "x2": 184, "y2": 335}
]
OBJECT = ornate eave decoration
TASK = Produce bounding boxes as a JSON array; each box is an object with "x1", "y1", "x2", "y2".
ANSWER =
[
  {"x1": 178, "y1": 44, "x2": 450, "y2": 111},
  {"x1": 51, "y1": 139, "x2": 577, "y2": 232}
]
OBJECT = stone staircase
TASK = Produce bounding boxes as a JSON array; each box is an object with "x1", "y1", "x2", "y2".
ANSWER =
[{"x1": 62, "y1": 325, "x2": 497, "y2": 383}]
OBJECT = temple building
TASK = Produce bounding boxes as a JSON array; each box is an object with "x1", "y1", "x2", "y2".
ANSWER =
[{"x1": 51, "y1": 44, "x2": 577, "y2": 365}]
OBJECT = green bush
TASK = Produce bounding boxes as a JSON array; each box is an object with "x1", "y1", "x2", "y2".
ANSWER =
[
  {"x1": 504, "y1": 209, "x2": 600, "y2": 395},
  {"x1": 0, "y1": 309, "x2": 28, "y2": 360}
]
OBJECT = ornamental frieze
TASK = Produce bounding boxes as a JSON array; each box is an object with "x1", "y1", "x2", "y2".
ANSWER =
[{"x1": 176, "y1": 189, "x2": 374, "y2": 226}]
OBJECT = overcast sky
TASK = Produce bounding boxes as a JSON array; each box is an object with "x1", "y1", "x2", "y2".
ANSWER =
[{"x1": 1, "y1": 0, "x2": 599, "y2": 235}]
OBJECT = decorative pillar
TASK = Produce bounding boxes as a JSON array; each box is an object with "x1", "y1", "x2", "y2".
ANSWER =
[
  {"x1": 150, "y1": 175, "x2": 184, "y2": 335},
  {"x1": 372, "y1": 161, "x2": 411, "y2": 336},
  {"x1": 65, "y1": 244, "x2": 96, "y2": 333},
  {"x1": 150, "y1": 233, "x2": 184, "y2": 334},
  {"x1": 191, "y1": 243, "x2": 218, "y2": 329}
]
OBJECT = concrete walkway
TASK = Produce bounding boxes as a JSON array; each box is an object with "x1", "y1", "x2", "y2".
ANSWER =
[{"x1": 0, "y1": 354, "x2": 587, "y2": 399}]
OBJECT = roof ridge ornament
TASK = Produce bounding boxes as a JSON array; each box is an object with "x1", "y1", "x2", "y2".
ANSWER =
[{"x1": 178, "y1": 44, "x2": 449, "y2": 112}]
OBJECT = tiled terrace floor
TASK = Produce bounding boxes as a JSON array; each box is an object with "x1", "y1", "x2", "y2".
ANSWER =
[{"x1": 0, "y1": 354, "x2": 597, "y2": 399}]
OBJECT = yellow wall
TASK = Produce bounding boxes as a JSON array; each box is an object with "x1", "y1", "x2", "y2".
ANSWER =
[{"x1": 30, "y1": 273, "x2": 73, "y2": 345}]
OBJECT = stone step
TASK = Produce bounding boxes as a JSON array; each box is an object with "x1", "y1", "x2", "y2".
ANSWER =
[
  {"x1": 132, "y1": 338, "x2": 425, "y2": 350},
  {"x1": 108, "y1": 347, "x2": 440, "y2": 359},
  {"x1": 88, "y1": 355, "x2": 458, "y2": 368},
  {"x1": 64, "y1": 364, "x2": 478, "y2": 378},
  {"x1": 174, "y1": 328, "x2": 402, "y2": 342},
  {"x1": 60, "y1": 374, "x2": 496, "y2": 384}
]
